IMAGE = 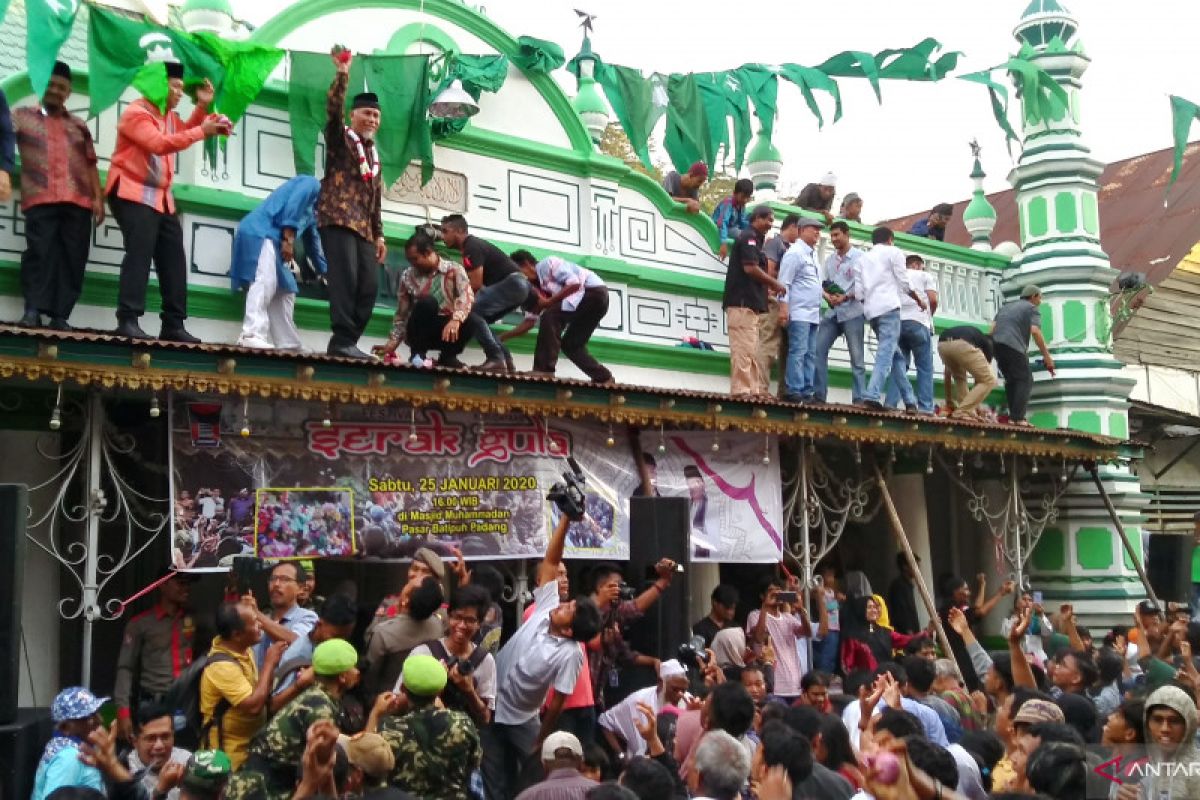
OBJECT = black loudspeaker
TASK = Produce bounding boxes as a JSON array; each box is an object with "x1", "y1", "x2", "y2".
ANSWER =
[
  {"x1": 0, "y1": 707, "x2": 53, "y2": 800},
  {"x1": 0, "y1": 484, "x2": 27, "y2": 725},
  {"x1": 624, "y1": 497, "x2": 691, "y2": 661},
  {"x1": 1146, "y1": 533, "x2": 1193, "y2": 606}
]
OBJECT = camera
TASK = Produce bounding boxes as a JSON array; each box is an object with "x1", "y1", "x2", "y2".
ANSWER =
[
  {"x1": 451, "y1": 658, "x2": 475, "y2": 677},
  {"x1": 677, "y1": 634, "x2": 711, "y2": 670},
  {"x1": 547, "y1": 456, "x2": 588, "y2": 521},
  {"x1": 618, "y1": 582, "x2": 636, "y2": 602}
]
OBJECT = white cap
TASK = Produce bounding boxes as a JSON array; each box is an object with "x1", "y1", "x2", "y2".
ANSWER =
[
  {"x1": 542, "y1": 731, "x2": 584, "y2": 761},
  {"x1": 659, "y1": 659, "x2": 688, "y2": 679},
  {"x1": 819, "y1": 171, "x2": 838, "y2": 187}
]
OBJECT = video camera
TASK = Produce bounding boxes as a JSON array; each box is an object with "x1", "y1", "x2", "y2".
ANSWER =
[{"x1": 547, "y1": 456, "x2": 588, "y2": 522}]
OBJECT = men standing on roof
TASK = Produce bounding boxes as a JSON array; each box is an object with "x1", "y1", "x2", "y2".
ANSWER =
[
  {"x1": 793, "y1": 172, "x2": 837, "y2": 224},
  {"x1": 12, "y1": 62, "x2": 103, "y2": 332},
  {"x1": 760, "y1": 213, "x2": 800, "y2": 395},
  {"x1": 662, "y1": 161, "x2": 707, "y2": 214},
  {"x1": 853, "y1": 226, "x2": 927, "y2": 411},
  {"x1": 777, "y1": 217, "x2": 825, "y2": 403},
  {"x1": 812, "y1": 221, "x2": 866, "y2": 404},
  {"x1": 908, "y1": 202, "x2": 954, "y2": 242},
  {"x1": 990, "y1": 285, "x2": 1055, "y2": 426},
  {"x1": 107, "y1": 62, "x2": 228, "y2": 342},
  {"x1": 440, "y1": 214, "x2": 530, "y2": 372},
  {"x1": 885, "y1": 254, "x2": 939, "y2": 414},
  {"x1": 712, "y1": 178, "x2": 754, "y2": 260},
  {"x1": 722, "y1": 205, "x2": 785, "y2": 398},
  {"x1": 318, "y1": 50, "x2": 386, "y2": 360},
  {"x1": 938, "y1": 324, "x2": 997, "y2": 420},
  {"x1": 508, "y1": 250, "x2": 614, "y2": 384},
  {"x1": 231, "y1": 175, "x2": 327, "y2": 350}
]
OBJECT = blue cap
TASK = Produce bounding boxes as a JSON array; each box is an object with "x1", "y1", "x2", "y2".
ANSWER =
[{"x1": 51, "y1": 686, "x2": 108, "y2": 723}]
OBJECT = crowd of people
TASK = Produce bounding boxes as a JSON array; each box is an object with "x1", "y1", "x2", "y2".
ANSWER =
[
  {"x1": 1, "y1": 55, "x2": 1047, "y2": 424},
  {"x1": 32, "y1": 501, "x2": 1200, "y2": 800}
]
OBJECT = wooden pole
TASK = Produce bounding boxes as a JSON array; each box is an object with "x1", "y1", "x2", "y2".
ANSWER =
[
  {"x1": 1088, "y1": 464, "x2": 1159, "y2": 605},
  {"x1": 873, "y1": 463, "x2": 963, "y2": 682}
]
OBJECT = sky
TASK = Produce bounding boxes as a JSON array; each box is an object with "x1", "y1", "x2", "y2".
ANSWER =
[{"x1": 238, "y1": 0, "x2": 1200, "y2": 225}]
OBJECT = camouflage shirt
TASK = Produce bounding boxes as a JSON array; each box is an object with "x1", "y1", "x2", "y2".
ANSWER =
[
  {"x1": 225, "y1": 685, "x2": 339, "y2": 800},
  {"x1": 380, "y1": 705, "x2": 481, "y2": 800}
]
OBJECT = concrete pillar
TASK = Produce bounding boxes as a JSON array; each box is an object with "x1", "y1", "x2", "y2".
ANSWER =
[
  {"x1": 688, "y1": 563, "x2": 720, "y2": 630},
  {"x1": 887, "y1": 472, "x2": 934, "y2": 628}
]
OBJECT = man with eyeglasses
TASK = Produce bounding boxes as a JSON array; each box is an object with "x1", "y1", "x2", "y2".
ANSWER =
[
  {"x1": 249, "y1": 561, "x2": 319, "y2": 669},
  {"x1": 398, "y1": 584, "x2": 497, "y2": 726}
]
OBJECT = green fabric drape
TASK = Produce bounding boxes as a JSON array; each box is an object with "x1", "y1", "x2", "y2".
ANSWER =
[
  {"x1": 366, "y1": 55, "x2": 435, "y2": 185},
  {"x1": 592, "y1": 60, "x2": 661, "y2": 169},
  {"x1": 1004, "y1": 55, "x2": 1069, "y2": 126},
  {"x1": 736, "y1": 64, "x2": 779, "y2": 141},
  {"x1": 663, "y1": 72, "x2": 713, "y2": 173},
  {"x1": 876, "y1": 38, "x2": 961, "y2": 81},
  {"x1": 1168, "y1": 95, "x2": 1200, "y2": 194},
  {"x1": 778, "y1": 64, "x2": 842, "y2": 128},
  {"x1": 512, "y1": 35, "x2": 564, "y2": 73},
  {"x1": 958, "y1": 68, "x2": 1020, "y2": 153},
  {"x1": 695, "y1": 72, "x2": 752, "y2": 171},
  {"x1": 27, "y1": 0, "x2": 82, "y2": 101},
  {"x1": 87, "y1": 7, "x2": 224, "y2": 118},
  {"x1": 818, "y1": 50, "x2": 881, "y2": 101},
  {"x1": 287, "y1": 51, "x2": 366, "y2": 177},
  {"x1": 0, "y1": 1, "x2": 10, "y2": 27},
  {"x1": 192, "y1": 33, "x2": 284, "y2": 124}
]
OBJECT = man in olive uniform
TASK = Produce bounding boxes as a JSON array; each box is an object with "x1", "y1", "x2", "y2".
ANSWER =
[
  {"x1": 224, "y1": 638, "x2": 360, "y2": 800},
  {"x1": 114, "y1": 573, "x2": 195, "y2": 742},
  {"x1": 380, "y1": 654, "x2": 481, "y2": 800}
]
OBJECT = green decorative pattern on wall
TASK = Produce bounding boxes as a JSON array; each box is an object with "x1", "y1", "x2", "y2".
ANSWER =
[
  {"x1": 1062, "y1": 300, "x2": 1087, "y2": 343},
  {"x1": 1041, "y1": 303, "x2": 1054, "y2": 342},
  {"x1": 1094, "y1": 299, "x2": 1110, "y2": 343},
  {"x1": 1067, "y1": 410, "x2": 1101, "y2": 435},
  {"x1": 1032, "y1": 527, "x2": 1066, "y2": 571},
  {"x1": 1082, "y1": 193, "x2": 1099, "y2": 235},
  {"x1": 1054, "y1": 191, "x2": 1078, "y2": 233},
  {"x1": 1030, "y1": 411, "x2": 1059, "y2": 430},
  {"x1": 1028, "y1": 196, "x2": 1049, "y2": 237},
  {"x1": 1109, "y1": 412, "x2": 1128, "y2": 440},
  {"x1": 1121, "y1": 526, "x2": 1141, "y2": 571},
  {"x1": 1076, "y1": 526, "x2": 1115, "y2": 570}
]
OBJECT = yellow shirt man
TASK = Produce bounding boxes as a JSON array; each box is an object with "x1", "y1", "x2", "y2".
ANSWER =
[{"x1": 199, "y1": 637, "x2": 265, "y2": 769}]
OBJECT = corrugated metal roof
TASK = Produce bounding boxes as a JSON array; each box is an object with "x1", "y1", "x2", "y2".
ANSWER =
[
  {"x1": 882, "y1": 142, "x2": 1200, "y2": 288},
  {"x1": 0, "y1": 0, "x2": 95, "y2": 83}
]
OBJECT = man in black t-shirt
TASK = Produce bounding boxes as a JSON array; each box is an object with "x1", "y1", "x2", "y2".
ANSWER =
[
  {"x1": 938, "y1": 324, "x2": 997, "y2": 419},
  {"x1": 440, "y1": 214, "x2": 532, "y2": 372},
  {"x1": 692, "y1": 584, "x2": 739, "y2": 648},
  {"x1": 723, "y1": 205, "x2": 785, "y2": 397}
]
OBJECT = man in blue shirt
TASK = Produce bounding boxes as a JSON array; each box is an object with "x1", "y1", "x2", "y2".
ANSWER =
[
  {"x1": 32, "y1": 687, "x2": 107, "y2": 800},
  {"x1": 712, "y1": 178, "x2": 753, "y2": 260},
  {"x1": 907, "y1": 203, "x2": 954, "y2": 241},
  {"x1": 777, "y1": 218, "x2": 825, "y2": 402}
]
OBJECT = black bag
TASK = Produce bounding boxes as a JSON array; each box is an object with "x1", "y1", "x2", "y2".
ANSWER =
[{"x1": 161, "y1": 652, "x2": 237, "y2": 749}]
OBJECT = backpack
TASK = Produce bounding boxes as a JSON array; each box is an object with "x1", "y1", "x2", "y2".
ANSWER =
[
  {"x1": 161, "y1": 651, "x2": 238, "y2": 750},
  {"x1": 273, "y1": 655, "x2": 368, "y2": 734}
]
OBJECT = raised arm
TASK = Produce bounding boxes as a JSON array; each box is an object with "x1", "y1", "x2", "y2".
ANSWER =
[
  {"x1": 1006, "y1": 608, "x2": 1037, "y2": 689},
  {"x1": 536, "y1": 513, "x2": 571, "y2": 587},
  {"x1": 974, "y1": 576, "x2": 1014, "y2": 618}
]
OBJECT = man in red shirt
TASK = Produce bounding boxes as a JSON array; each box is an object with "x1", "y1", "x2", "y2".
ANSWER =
[
  {"x1": 106, "y1": 61, "x2": 228, "y2": 342},
  {"x1": 13, "y1": 61, "x2": 103, "y2": 331}
]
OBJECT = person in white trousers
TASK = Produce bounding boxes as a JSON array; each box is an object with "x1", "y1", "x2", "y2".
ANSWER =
[{"x1": 231, "y1": 175, "x2": 327, "y2": 349}]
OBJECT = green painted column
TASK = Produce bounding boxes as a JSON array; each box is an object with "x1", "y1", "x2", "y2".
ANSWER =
[{"x1": 1004, "y1": 0, "x2": 1145, "y2": 625}]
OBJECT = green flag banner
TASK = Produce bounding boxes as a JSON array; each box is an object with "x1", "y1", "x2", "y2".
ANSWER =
[
  {"x1": 736, "y1": 64, "x2": 779, "y2": 141},
  {"x1": 1005, "y1": 55, "x2": 1069, "y2": 126},
  {"x1": 958, "y1": 68, "x2": 1020, "y2": 153},
  {"x1": 663, "y1": 72, "x2": 713, "y2": 173},
  {"x1": 429, "y1": 54, "x2": 509, "y2": 139},
  {"x1": 365, "y1": 55, "x2": 435, "y2": 185},
  {"x1": 26, "y1": 0, "x2": 82, "y2": 101},
  {"x1": 287, "y1": 51, "x2": 366, "y2": 177},
  {"x1": 192, "y1": 33, "x2": 284, "y2": 124},
  {"x1": 876, "y1": 38, "x2": 961, "y2": 81},
  {"x1": 593, "y1": 60, "x2": 661, "y2": 169},
  {"x1": 1168, "y1": 95, "x2": 1200, "y2": 196},
  {"x1": 778, "y1": 64, "x2": 842, "y2": 128},
  {"x1": 87, "y1": 6, "x2": 224, "y2": 118},
  {"x1": 818, "y1": 50, "x2": 881, "y2": 101},
  {"x1": 513, "y1": 35, "x2": 564, "y2": 74},
  {"x1": 705, "y1": 71, "x2": 752, "y2": 171}
]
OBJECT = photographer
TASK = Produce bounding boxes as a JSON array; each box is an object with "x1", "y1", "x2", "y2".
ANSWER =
[
  {"x1": 589, "y1": 561, "x2": 679, "y2": 709},
  {"x1": 746, "y1": 577, "x2": 825, "y2": 704},
  {"x1": 400, "y1": 584, "x2": 496, "y2": 726}
]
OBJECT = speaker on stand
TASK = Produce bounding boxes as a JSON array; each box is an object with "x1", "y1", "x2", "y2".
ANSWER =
[
  {"x1": 623, "y1": 496, "x2": 692, "y2": 662},
  {"x1": 1146, "y1": 533, "x2": 1193, "y2": 606}
]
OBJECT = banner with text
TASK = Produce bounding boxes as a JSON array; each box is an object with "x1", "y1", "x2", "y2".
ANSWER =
[{"x1": 169, "y1": 397, "x2": 783, "y2": 566}]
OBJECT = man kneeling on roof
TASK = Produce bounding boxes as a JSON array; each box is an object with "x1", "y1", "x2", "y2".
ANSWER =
[{"x1": 505, "y1": 250, "x2": 614, "y2": 385}]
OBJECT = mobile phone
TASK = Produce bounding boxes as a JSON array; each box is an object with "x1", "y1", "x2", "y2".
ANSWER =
[
  {"x1": 776, "y1": 591, "x2": 798, "y2": 604},
  {"x1": 1032, "y1": 591, "x2": 1043, "y2": 605}
]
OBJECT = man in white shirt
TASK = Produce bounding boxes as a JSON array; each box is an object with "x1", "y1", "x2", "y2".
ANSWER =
[
  {"x1": 485, "y1": 511, "x2": 604, "y2": 800},
  {"x1": 508, "y1": 250, "x2": 612, "y2": 384},
  {"x1": 777, "y1": 218, "x2": 825, "y2": 403},
  {"x1": 813, "y1": 221, "x2": 867, "y2": 404},
  {"x1": 598, "y1": 659, "x2": 689, "y2": 758},
  {"x1": 851, "y1": 227, "x2": 927, "y2": 410},
  {"x1": 884, "y1": 254, "x2": 939, "y2": 414}
]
